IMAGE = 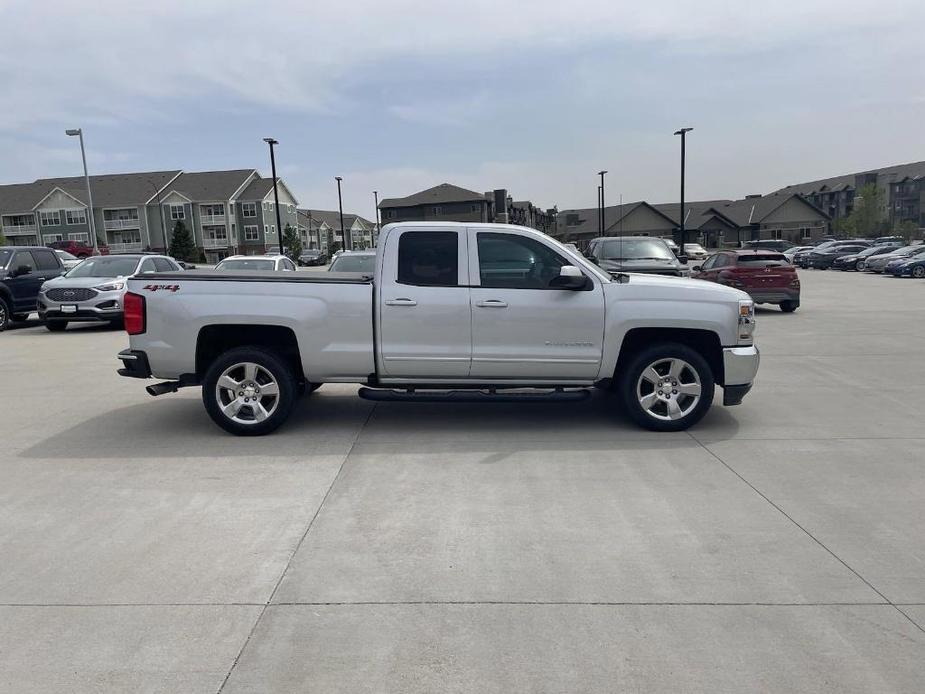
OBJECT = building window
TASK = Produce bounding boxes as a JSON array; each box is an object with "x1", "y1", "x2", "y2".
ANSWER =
[
  {"x1": 39, "y1": 211, "x2": 60, "y2": 226},
  {"x1": 386, "y1": 210, "x2": 396, "y2": 219},
  {"x1": 287, "y1": 204, "x2": 294, "y2": 213},
  {"x1": 244, "y1": 225, "x2": 259, "y2": 241},
  {"x1": 201, "y1": 203, "x2": 224, "y2": 217},
  {"x1": 169, "y1": 204, "x2": 185, "y2": 220},
  {"x1": 65, "y1": 209, "x2": 87, "y2": 225},
  {"x1": 46, "y1": 234, "x2": 64, "y2": 242},
  {"x1": 470, "y1": 204, "x2": 479, "y2": 212},
  {"x1": 800, "y1": 227, "x2": 811, "y2": 239},
  {"x1": 772, "y1": 229, "x2": 783, "y2": 240},
  {"x1": 264, "y1": 225, "x2": 269, "y2": 234},
  {"x1": 242, "y1": 202, "x2": 257, "y2": 217},
  {"x1": 431, "y1": 206, "x2": 444, "y2": 215},
  {"x1": 68, "y1": 232, "x2": 89, "y2": 242}
]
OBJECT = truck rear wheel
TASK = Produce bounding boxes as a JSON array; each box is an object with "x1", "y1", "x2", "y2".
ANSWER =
[
  {"x1": 618, "y1": 342, "x2": 715, "y2": 432},
  {"x1": 202, "y1": 346, "x2": 297, "y2": 435}
]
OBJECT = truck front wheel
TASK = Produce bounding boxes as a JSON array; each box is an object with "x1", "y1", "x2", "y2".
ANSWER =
[
  {"x1": 618, "y1": 342, "x2": 715, "y2": 432},
  {"x1": 202, "y1": 346, "x2": 297, "y2": 435}
]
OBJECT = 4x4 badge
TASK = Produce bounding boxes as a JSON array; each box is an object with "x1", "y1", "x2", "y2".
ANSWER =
[{"x1": 142, "y1": 284, "x2": 180, "y2": 292}]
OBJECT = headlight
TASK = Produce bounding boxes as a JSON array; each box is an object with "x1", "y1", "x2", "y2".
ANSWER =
[
  {"x1": 94, "y1": 281, "x2": 125, "y2": 292},
  {"x1": 738, "y1": 300, "x2": 756, "y2": 343}
]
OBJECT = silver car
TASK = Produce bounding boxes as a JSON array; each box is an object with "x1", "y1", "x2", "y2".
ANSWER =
[
  {"x1": 38, "y1": 254, "x2": 182, "y2": 332},
  {"x1": 863, "y1": 245, "x2": 925, "y2": 273},
  {"x1": 328, "y1": 250, "x2": 377, "y2": 273}
]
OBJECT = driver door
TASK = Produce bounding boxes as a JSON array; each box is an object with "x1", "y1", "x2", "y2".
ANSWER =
[{"x1": 467, "y1": 229, "x2": 605, "y2": 380}]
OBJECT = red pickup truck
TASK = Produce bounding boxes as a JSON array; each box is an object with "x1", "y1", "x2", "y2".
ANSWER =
[{"x1": 46, "y1": 240, "x2": 109, "y2": 258}]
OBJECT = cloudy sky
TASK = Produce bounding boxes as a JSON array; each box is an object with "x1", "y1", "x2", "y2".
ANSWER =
[{"x1": 1, "y1": 0, "x2": 923, "y2": 219}]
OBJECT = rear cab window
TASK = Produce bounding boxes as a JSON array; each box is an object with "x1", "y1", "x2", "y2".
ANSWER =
[{"x1": 397, "y1": 231, "x2": 460, "y2": 286}]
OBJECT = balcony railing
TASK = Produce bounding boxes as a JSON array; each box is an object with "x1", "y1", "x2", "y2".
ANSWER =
[
  {"x1": 2, "y1": 224, "x2": 38, "y2": 235},
  {"x1": 200, "y1": 214, "x2": 227, "y2": 225},
  {"x1": 203, "y1": 237, "x2": 230, "y2": 248},
  {"x1": 109, "y1": 242, "x2": 144, "y2": 253},
  {"x1": 104, "y1": 218, "x2": 140, "y2": 230}
]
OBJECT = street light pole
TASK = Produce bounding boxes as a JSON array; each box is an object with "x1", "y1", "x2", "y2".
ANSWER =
[
  {"x1": 598, "y1": 170, "x2": 607, "y2": 235},
  {"x1": 597, "y1": 185, "x2": 603, "y2": 235},
  {"x1": 335, "y1": 177, "x2": 347, "y2": 250},
  {"x1": 147, "y1": 180, "x2": 169, "y2": 255},
  {"x1": 65, "y1": 128, "x2": 98, "y2": 254},
  {"x1": 674, "y1": 127, "x2": 693, "y2": 248},
  {"x1": 263, "y1": 138, "x2": 284, "y2": 253}
]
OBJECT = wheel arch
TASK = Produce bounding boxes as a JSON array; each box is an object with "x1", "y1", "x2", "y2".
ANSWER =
[
  {"x1": 614, "y1": 327, "x2": 725, "y2": 386},
  {"x1": 195, "y1": 324, "x2": 304, "y2": 383}
]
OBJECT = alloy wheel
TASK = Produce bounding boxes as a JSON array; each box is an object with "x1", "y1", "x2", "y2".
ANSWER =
[
  {"x1": 913, "y1": 266, "x2": 925, "y2": 279},
  {"x1": 635, "y1": 357, "x2": 702, "y2": 421},
  {"x1": 214, "y1": 361, "x2": 281, "y2": 425}
]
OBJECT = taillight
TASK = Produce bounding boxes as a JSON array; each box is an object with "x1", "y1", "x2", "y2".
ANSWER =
[{"x1": 124, "y1": 292, "x2": 146, "y2": 335}]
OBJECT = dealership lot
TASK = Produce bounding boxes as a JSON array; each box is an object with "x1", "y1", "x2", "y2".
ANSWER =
[{"x1": 1, "y1": 270, "x2": 923, "y2": 692}]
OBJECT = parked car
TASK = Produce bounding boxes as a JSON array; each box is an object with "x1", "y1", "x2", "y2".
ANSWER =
[
  {"x1": 54, "y1": 249, "x2": 82, "y2": 270},
  {"x1": 47, "y1": 239, "x2": 109, "y2": 258},
  {"x1": 583, "y1": 236, "x2": 688, "y2": 276},
  {"x1": 744, "y1": 239, "x2": 795, "y2": 252},
  {"x1": 116, "y1": 222, "x2": 759, "y2": 435},
  {"x1": 863, "y1": 245, "x2": 925, "y2": 273},
  {"x1": 873, "y1": 235, "x2": 905, "y2": 245},
  {"x1": 683, "y1": 243, "x2": 709, "y2": 261},
  {"x1": 660, "y1": 238, "x2": 680, "y2": 254},
  {"x1": 832, "y1": 243, "x2": 904, "y2": 271},
  {"x1": 692, "y1": 250, "x2": 800, "y2": 312},
  {"x1": 782, "y1": 245, "x2": 813, "y2": 261},
  {"x1": 794, "y1": 240, "x2": 870, "y2": 268},
  {"x1": 215, "y1": 255, "x2": 296, "y2": 272},
  {"x1": 0, "y1": 246, "x2": 66, "y2": 330},
  {"x1": 38, "y1": 254, "x2": 182, "y2": 331},
  {"x1": 887, "y1": 254, "x2": 925, "y2": 279},
  {"x1": 328, "y1": 250, "x2": 377, "y2": 273},
  {"x1": 298, "y1": 249, "x2": 327, "y2": 266},
  {"x1": 883, "y1": 247, "x2": 925, "y2": 275},
  {"x1": 806, "y1": 243, "x2": 870, "y2": 269}
]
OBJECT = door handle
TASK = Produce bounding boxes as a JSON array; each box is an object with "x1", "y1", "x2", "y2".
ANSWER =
[
  {"x1": 385, "y1": 298, "x2": 417, "y2": 306},
  {"x1": 476, "y1": 299, "x2": 508, "y2": 308}
]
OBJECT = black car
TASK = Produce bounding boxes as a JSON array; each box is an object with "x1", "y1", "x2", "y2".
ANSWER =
[
  {"x1": 794, "y1": 240, "x2": 869, "y2": 268},
  {"x1": 0, "y1": 246, "x2": 65, "y2": 330},
  {"x1": 806, "y1": 243, "x2": 870, "y2": 269},
  {"x1": 583, "y1": 236, "x2": 688, "y2": 276},
  {"x1": 298, "y1": 249, "x2": 328, "y2": 266},
  {"x1": 831, "y1": 243, "x2": 904, "y2": 271}
]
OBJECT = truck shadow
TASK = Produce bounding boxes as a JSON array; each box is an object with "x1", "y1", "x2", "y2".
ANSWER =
[{"x1": 20, "y1": 388, "x2": 740, "y2": 460}]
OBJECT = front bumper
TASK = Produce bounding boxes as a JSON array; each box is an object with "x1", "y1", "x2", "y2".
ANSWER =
[
  {"x1": 38, "y1": 288, "x2": 125, "y2": 322},
  {"x1": 722, "y1": 345, "x2": 759, "y2": 405}
]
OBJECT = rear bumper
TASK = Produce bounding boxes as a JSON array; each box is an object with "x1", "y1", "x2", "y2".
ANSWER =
[
  {"x1": 746, "y1": 289, "x2": 799, "y2": 304},
  {"x1": 722, "y1": 345, "x2": 759, "y2": 405},
  {"x1": 117, "y1": 349, "x2": 152, "y2": 379}
]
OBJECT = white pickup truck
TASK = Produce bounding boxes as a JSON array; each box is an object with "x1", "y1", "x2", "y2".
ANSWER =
[{"x1": 117, "y1": 222, "x2": 759, "y2": 435}]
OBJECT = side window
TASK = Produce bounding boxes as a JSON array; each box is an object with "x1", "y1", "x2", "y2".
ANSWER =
[
  {"x1": 33, "y1": 249, "x2": 60, "y2": 270},
  {"x1": 138, "y1": 259, "x2": 157, "y2": 274},
  {"x1": 12, "y1": 251, "x2": 36, "y2": 272},
  {"x1": 397, "y1": 231, "x2": 458, "y2": 286},
  {"x1": 152, "y1": 258, "x2": 175, "y2": 272},
  {"x1": 699, "y1": 255, "x2": 716, "y2": 271},
  {"x1": 477, "y1": 232, "x2": 571, "y2": 289}
]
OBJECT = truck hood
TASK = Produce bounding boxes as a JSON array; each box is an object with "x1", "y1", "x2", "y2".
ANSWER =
[
  {"x1": 598, "y1": 258, "x2": 682, "y2": 272},
  {"x1": 613, "y1": 272, "x2": 751, "y2": 303}
]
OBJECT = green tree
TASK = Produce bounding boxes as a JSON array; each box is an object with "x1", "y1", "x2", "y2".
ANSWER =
[
  {"x1": 282, "y1": 224, "x2": 302, "y2": 261},
  {"x1": 169, "y1": 220, "x2": 196, "y2": 261},
  {"x1": 832, "y1": 215, "x2": 855, "y2": 237},
  {"x1": 848, "y1": 183, "x2": 885, "y2": 237},
  {"x1": 894, "y1": 219, "x2": 918, "y2": 241}
]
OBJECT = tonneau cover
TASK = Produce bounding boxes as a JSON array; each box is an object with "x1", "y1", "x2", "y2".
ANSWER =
[{"x1": 134, "y1": 270, "x2": 373, "y2": 284}]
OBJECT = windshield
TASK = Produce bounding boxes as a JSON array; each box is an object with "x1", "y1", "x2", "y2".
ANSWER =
[
  {"x1": 738, "y1": 254, "x2": 789, "y2": 267},
  {"x1": 216, "y1": 258, "x2": 276, "y2": 271},
  {"x1": 859, "y1": 246, "x2": 894, "y2": 257},
  {"x1": 330, "y1": 254, "x2": 376, "y2": 273},
  {"x1": 65, "y1": 256, "x2": 139, "y2": 278},
  {"x1": 0, "y1": 249, "x2": 11, "y2": 268},
  {"x1": 599, "y1": 238, "x2": 674, "y2": 261}
]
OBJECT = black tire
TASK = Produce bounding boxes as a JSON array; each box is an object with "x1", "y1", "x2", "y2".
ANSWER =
[
  {"x1": 0, "y1": 297, "x2": 9, "y2": 331},
  {"x1": 913, "y1": 266, "x2": 925, "y2": 279},
  {"x1": 45, "y1": 320, "x2": 68, "y2": 332},
  {"x1": 780, "y1": 300, "x2": 799, "y2": 313},
  {"x1": 617, "y1": 342, "x2": 715, "y2": 432},
  {"x1": 202, "y1": 346, "x2": 297, "y2": 436},
  {"x1": 855, "y1": 261, "x2": 864, "y2": 272}
]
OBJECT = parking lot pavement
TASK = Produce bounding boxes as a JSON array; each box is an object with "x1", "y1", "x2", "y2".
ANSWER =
[{"x1": 1, "y1": 270, "x2": 924, "y2": 692}]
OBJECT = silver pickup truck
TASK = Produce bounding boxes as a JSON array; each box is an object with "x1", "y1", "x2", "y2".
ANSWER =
[{"x1": 117, "y1": 222, "x2": 759, "y2": 435}]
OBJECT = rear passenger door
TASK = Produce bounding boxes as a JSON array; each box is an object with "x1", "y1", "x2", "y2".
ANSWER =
[
  {"x1": 7, "y1": 251, "x2": 44, "y2": 312},
  {"x1": 377, "y1": 228, "x2": 471, "y2": 379}
]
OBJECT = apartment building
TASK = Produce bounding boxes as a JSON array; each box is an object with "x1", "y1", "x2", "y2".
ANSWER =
[
  {"x1": 0, "y1": 168, "x2": 299, "y2": 263},
  {"x1": 298, "y1": 209, "x2": 377, "y2": 251},
  {"x1": 774, "y1": 159, "x2": 925, "y2": 230},
  {"x1": 378, "y1": 183, "x2": 555, "y2": 234}
]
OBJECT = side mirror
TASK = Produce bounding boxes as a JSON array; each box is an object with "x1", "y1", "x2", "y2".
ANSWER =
[
  {"x1": 550, "y1": 265, "x2": 591, "y2": 290},
  {"x1": 692, "y1": 265, "x2": 702, "y2": 272}
]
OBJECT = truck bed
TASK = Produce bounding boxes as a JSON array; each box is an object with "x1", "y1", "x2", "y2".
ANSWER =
[{"x1": 150, "y1": 270, "x2": 373, "y2": 284}]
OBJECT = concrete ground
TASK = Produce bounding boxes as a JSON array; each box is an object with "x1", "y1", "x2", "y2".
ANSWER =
[{"x1": 0, "y1": 269, "x2": 923, "y2": 693}]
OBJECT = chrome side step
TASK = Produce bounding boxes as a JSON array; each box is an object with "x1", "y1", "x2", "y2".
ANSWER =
[{"x1": 357, "y1": 387, "x2": 591, "y2": 404}]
